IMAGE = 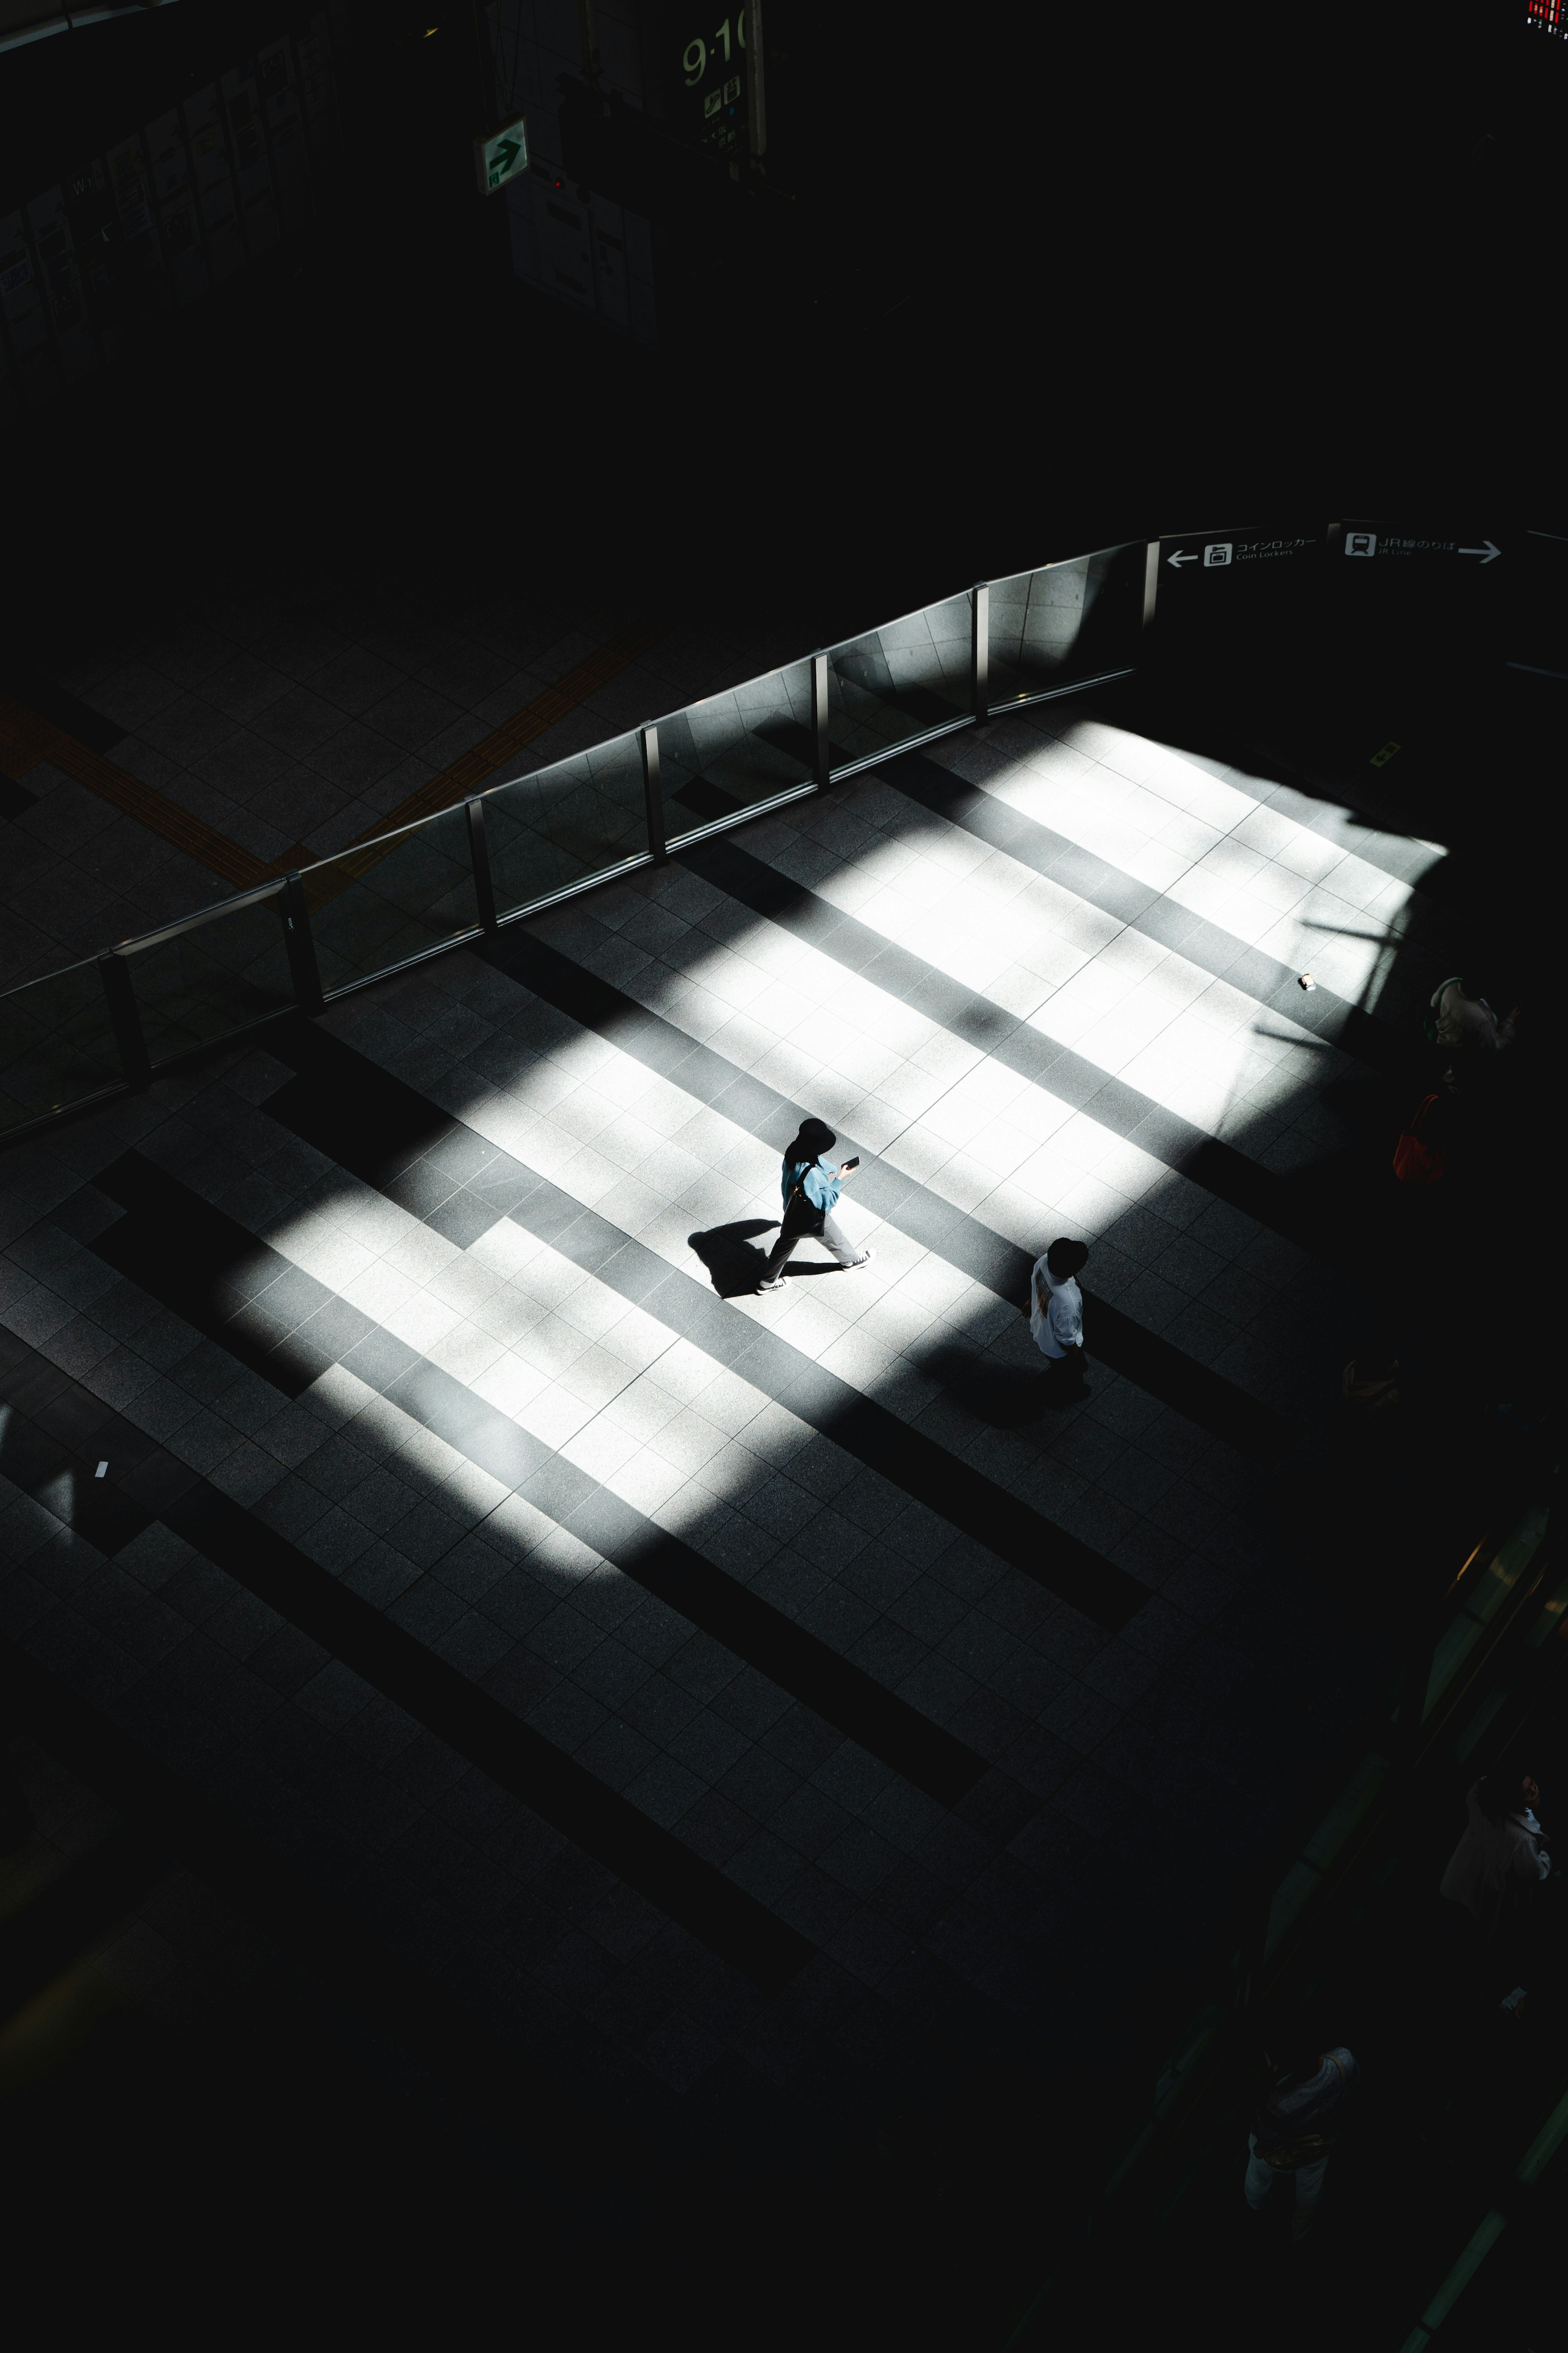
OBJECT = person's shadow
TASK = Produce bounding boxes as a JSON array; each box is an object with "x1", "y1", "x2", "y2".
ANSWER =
[
  {"x1": 688, "y1": 1220, "x2": 886, "y2": 1297},
  {"x1": 688, "y1": 1220, "x2": 781, "y2": 1298}
]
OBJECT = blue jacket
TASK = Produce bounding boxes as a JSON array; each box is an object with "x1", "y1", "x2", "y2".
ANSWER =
[{"x1": 781, "y1": 1153, "x2": 842, "y2": 1218}]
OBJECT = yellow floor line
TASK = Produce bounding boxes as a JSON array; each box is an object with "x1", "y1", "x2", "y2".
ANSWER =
[
  {"x1": 0, "y1": 620, "x2": 669, "y2": 917},
  {"x1": 0, "y1": 692, "x2": 272, "y2": 890},
  {"x1": 296, "y1": 620, "x2": 670, "y2": 904},
  {"x1": 343, "y1": 618, "x2": 670, "y2": 847}
]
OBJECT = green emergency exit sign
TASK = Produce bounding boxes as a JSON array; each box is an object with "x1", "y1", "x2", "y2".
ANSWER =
[{"x1": 476, "y1": 118, "x2": 528, "y2": 195}]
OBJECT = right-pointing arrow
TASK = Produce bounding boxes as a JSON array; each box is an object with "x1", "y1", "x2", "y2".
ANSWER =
[
  {"x1": 1166, "y1": 550, "x2": 1198, "y2": 569},
  {"x1": 1458, "y1": 539, "x2": 1501, "y2": 563}
]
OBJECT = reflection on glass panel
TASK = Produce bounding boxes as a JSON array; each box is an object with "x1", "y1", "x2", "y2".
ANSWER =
[
  {"x1": 0, "y1": 958, "x2": 124, "y2": 1133},
  {"x1": 129, "y1": 888, "x2": 296, "y2": 1067},
  {"x1": 657, "y1": 662, "x2": 815, "y2": 841},
  {"x1": 988, "y1": 542, "x2": 1145, "y2": 707},
  {"x1": 826, "y1": 595, "x2": 971, "y2": 772},
  {"x1": 303, "y1": 804, "x2": 479, "y2": 996},
  {"x1": 485, "y1": 730, "x2": 646, "y2": 918}
]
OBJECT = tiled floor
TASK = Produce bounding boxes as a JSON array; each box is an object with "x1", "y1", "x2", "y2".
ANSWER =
[
  {"x1": 0, "y1": 686, "x2": 1466, "y2": 2248},
  {"x1": 0, "y1": 1725, "x2": 600, "y2": 2281},
  {"x1": 0, "y1": 551, "x2": 809, "y2": 991}
]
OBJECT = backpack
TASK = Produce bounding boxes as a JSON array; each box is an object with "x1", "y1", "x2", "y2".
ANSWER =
[
  {"x1": 1393, "y1": 1094, "x2": 1445, "y2": 1184},
  {"x1": 780, "y1": 1162, "x2": 826, "y2": 1238}
]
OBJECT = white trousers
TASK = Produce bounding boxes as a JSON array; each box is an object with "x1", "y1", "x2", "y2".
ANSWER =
[{"x1": 1244, "y1": 2135, "x2": 1329, "y2": 2217}]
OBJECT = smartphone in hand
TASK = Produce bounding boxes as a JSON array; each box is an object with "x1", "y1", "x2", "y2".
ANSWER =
[{"x1": 840, "y1": 1157, "x2": 860, "y2": 1173}]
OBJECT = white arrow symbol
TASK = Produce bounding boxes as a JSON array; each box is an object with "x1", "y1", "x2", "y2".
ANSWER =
[
  {"x1": 1458, "y1": 539, "x2": 1501, "y2": 563},
  {"x1": 1166, "y1": 550, "x2": 1198, "y2": 568}
]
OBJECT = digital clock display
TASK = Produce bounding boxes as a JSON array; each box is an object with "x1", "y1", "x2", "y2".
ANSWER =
[{"x1": 675, "y1": 11, "x2": 748, "y2": 154}]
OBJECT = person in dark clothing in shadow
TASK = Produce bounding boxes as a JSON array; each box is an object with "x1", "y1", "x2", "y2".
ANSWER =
[{"x1": 1244, "y1": 2032, "x2": 1360, "y2": 2243}]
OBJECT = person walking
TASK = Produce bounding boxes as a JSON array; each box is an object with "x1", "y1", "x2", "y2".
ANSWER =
[
  {"x1": 1026, "y1": 1237, "x2": 1090, "y2": 1407},
  {"x1": 1243, "y1": 2036, "x2": 1360, "y2": 2241},
  {"x1": 1439, "y1": 1768, "x2": 1552, "y2": 1942},
  {"x1": 756, "y1": 1118, "x2": 874, "y2": 1293},
  {"x1": 1428, "y1": 976, "x2": 1518, "y2": 1060}
]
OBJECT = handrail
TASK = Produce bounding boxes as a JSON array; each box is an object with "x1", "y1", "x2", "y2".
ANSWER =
[
  {"x1": 0, "y1": 538, "x2": 1152, "y2": 1146},
  {"x1": 4, "y1": 506, "x2": 1521, "y2": 1141}
]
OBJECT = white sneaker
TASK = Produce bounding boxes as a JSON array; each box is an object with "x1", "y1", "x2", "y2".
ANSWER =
[
  {"x1": 756, "y1": 1276, "x2": 786, "y2": 1292},
  {"x1": 843, "y1": 1249, "x2": 874, "y2": 1269}
]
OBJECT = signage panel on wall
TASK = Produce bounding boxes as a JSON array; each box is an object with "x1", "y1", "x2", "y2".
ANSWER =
[
  {"x1": 297, "y1": 12, "x2": 343, "y2": 183},
  {"x1": 26, "y1": 186, "x2": 99, "y2": 381},
  {"x1": 143, "y1": 111, "x2": 209, "y2": 306},
  {"x1": 670, "y1": 7, "x2": 748, "y2": 158},
  {"x1": 222, "y1": 62, "x2": 281, "y2": 259},
  {"x1": 1160, "y1": 528, "x2": 1321, "y2": 575},
  {"x1": 476, "y1": 117, "x2": 530, "y2": 195},
  {"x1": 0, "y1": 208, "x2": 57, "y2": 402},
  {"x1": 1334, "y1": 522, "x2": 1503, "y2": 567},
  {"x1": 258, "y1": 38, "x2": 316, "y2": 234},
  {"x1": 184, "y1": 85, "x2": 246, "y2": 282}
]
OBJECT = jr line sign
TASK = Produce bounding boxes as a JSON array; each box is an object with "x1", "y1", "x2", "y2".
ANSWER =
[{"x1": 1336, "y1": 522, "x2": 1502, "y2": 565}]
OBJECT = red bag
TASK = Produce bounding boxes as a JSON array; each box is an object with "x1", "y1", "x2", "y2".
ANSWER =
[{"x1": 1393, "y1": 1094, "x2": 1445, "y2": 1184}]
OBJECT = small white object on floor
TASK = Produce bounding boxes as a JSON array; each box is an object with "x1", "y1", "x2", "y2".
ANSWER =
[
  {"x1": 95, "y1": 1461, "x2": 108, "y2": 1478},
  {"x1": 1297, "y1": 973, "x2": 1316, "y2": 991}
]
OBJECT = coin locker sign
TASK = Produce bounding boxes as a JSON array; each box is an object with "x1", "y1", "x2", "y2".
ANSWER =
[
  {"x1": 476, "y1": 118, "x2": 528, "y2": 195},
  {"x1": 1161, "y1": 529, "x2": 1319, "y2": 574}
]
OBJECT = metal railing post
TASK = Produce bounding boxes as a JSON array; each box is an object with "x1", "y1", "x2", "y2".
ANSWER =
[
  {"x1": 281, "y1": 872, "x2": 325, "y2": 1015},
  {"x1": 811, "y1": 651, "x2": 829, "y2": 789},
  {"x1": 971, "y1": 582, "x2": 989, "y2": 726},
  {"x1": 98, "y1": 950, "x2": 150, "y2": 1090},
  {"x1": 641, "y1": 723, "x2": 666, "y2": 862},
  {"x1": 466, "y1": 797, "x2": 499, "y2": 935},
  {"x1": 1141, "y1": 539, "x2": 1160, "y2": 667}
]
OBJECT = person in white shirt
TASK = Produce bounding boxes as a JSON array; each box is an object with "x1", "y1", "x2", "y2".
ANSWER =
[
  {"x1": 1244, "y1": 2036, "x2": 1360, "y2": 2242},
  {"x1": 1027, "y1": 1237, "x2": 1089, "y2": 1409},
  {"x1": 1439, "y1": 1769, "x2": 1552, "y2": 1940},
  {"x1": 1429, "y1": 976, "x2": 1518, "y2": 1057}
]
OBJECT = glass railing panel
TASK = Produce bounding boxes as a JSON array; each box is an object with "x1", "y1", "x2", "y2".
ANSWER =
[
  {"x1": 126, "y1": 887, "x2": 296, "y2": 1067},
  {"x1": 1423, "y1": 1502, "x2": 1551, "y2": 1721},
  {"x1": 0, "y1": 958, "x2": 125, "y2": 1133},
  {"x1": 484, "y1": 730, "x2": 647, "y2": 917},
  {"x1": 302, "y1": 805, "x2": 479, "y2": 996},
  {"x1": 988, "y1": 540, "x2": 1146, "y2": 708},
  {"x1": 826, "y1": 595, "x2": 971, "y2": 772},
  {"x1": 658, "y1": 662, "x2": 816, "y2": 842}
]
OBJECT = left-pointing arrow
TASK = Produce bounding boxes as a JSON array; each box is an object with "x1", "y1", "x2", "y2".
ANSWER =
[
  {"x1": 1457, "y1": 539, "x2": 1501, "y2": 564},
  {"x1": 1166, "y1": 550, "x2": 1198, "y2": 569}
]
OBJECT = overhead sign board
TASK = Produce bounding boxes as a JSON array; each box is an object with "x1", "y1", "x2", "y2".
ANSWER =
[
  {"x1": 1160, "y1": 527, "x2": 1321, "y2": 577},
  {"x1": 1334, "y1": 521, "x2": 1502, "y2": 566},
  {"x1": 1150, "y1": 525, "x2": 1325, "y2": 672},
  {"x1": 475, "y1": 117, "x2": 528, "y2": 196}
]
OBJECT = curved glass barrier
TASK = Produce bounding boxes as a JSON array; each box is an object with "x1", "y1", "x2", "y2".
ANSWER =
[
  {"x1": 126, "y1": 885, "x2": 296, "y2": 1066},
  {"x1": 826, "y1": 594, "x2": 971, "y2": 774},
  {"x1": 988, "y1": 542, "x2": 1146, "y2": 708},
  {"x1": 302, "y1": 803, "x2": 479, "y2": 997},
  {"x1": 484, "y1": 729, "x2": 647, "y2": 917},
  {"x1": 0, "y1": 957, "x2": 124, "y2": 1133},
  {"x1": 657, "y1": 661, "x2": 816, "y2": 844}
]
